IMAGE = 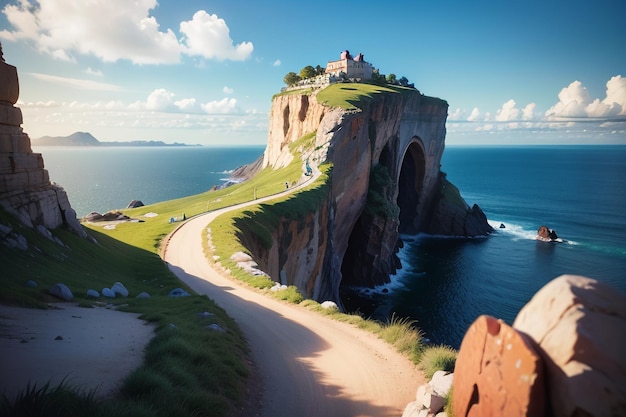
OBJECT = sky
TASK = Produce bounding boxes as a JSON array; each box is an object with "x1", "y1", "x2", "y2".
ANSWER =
[{"x1": 1, "y1": 0, "x2": 625, "y2": 146}]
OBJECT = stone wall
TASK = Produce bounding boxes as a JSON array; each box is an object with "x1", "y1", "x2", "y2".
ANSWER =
[{"x1": 0, "y1": 57, "x2": 86, "y2": 238}]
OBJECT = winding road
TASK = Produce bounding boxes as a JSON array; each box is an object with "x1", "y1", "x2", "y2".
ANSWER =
[{"x1": 163, "y1": 172, "x2": 424, "y2": 417}]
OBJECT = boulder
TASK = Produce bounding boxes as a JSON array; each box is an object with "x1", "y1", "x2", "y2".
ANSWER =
[
  {"x1": 127, "y1": 200, "x2": 144, "y2": 208},
  {"x1": 513, "y1": 275, "x2": 626, "y2": 417},
  {"x1": 102, "y1": 287, "x2": 116, "y2": 298},
  {"x1": 168, "y1": 288, "x2": 190, "y2": 297},
  {"x1": 136, "y1": 292, "x2": 151, "y2": 299},
  {"x1": 111, "y1": 282, "x2": 129, "y2": 297},
  {"x1": 86, "y1": 289, "x2": 99, "y2": 298},
  {"x1": 453, "y1": 315, "x2": 546, "y2": 417},
  {"x1": 48, "y1": 283, "x2": 73, "y2": 301}
]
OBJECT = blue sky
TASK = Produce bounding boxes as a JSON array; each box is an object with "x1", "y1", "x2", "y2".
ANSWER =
[{"x1": 1, "y1": 0, "x2": 625, "y2": 145}]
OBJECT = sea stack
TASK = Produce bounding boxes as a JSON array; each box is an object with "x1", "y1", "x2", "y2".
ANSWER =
[{"x1": 0, "y1": 43, "x2": 86, "y2": 238}]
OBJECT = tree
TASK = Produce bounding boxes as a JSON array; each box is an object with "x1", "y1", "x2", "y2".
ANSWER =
[
  {"x1": 315, "y1": 65, "x2": 326, "y2": 76},
  {"x1": 299, "y1": 65, "x2": 316, "y2": 79},
  {"x1": 398, "y1": 76, "x2": 409, "y2": 86},
  {"x1": 284, "y1": 72, "x2": 301, "y2": 86},
  {"x1": 386, "y1": 73, "x2": 397, "y2": 85}
]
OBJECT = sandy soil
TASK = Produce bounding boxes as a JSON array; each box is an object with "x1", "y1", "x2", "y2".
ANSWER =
[
  {"x1": 163, "y1": 175, "x2": 425, "y2": 417},
  {"x1": 0, "y1": 303, "x2": 154, "y2": 400}
]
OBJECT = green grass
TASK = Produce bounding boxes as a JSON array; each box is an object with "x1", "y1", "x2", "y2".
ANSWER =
[
  {"x1": 316, "y1": 83, "x2": 414, "y2": 111},
  {"x1": 418, "y1": 344, "x2": 457, "y2": 379}
]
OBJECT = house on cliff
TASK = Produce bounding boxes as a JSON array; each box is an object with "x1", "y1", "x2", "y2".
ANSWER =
[{"x1": 325, "y1": 50, "x2": 374, "y2": 81}]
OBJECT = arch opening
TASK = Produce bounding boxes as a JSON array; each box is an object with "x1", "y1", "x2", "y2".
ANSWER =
[{"x1": 397, "y1": 141, "x2": 425, "y2": 234}]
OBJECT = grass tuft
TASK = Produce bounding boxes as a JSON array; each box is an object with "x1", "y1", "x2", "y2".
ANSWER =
[{"x1": 418, "y1": 344, "x2": 457, "y2": 379}]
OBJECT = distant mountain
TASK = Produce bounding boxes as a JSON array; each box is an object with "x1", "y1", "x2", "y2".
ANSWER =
[
  {"x1": 35, "y1": 131, "x2": 100, "y2": 146},
  {"x1": 32, "y1": 132, "x2": 196, "y2": 147}
]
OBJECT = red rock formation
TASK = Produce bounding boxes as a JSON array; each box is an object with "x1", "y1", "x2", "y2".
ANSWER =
[
  {"x1": 453, "y1": 315, "x2": 547, "y2": 417},
  {"x1": 513, "y1": 275, "x2": 626, "y2": 417}
]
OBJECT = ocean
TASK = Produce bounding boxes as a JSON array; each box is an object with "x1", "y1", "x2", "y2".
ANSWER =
[
  {"x1": 342, "y1": 145, "x2": 626, "y2": 348},
  {"x1": 34, "y1": 145, "x2": 626, "y2": 349},
  {"x1": 33, "y1": 146, "x2": 266, "y2": 217}
]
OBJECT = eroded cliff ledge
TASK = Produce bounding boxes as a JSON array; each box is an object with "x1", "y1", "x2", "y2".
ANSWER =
[
  {"x1": 240, "y1": 85, "x2": 492, "y2": 306},
  {"x1": 0, "y1": 56, "x2": 86, "y2": 240}
]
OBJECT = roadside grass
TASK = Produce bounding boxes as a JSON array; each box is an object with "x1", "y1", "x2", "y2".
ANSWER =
[{"x1": 0, "y1": 206, "x2": 250, "y2": 417}]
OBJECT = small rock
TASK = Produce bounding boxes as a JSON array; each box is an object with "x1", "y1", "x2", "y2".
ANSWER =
[
  {"x1": 49, "y1": 283, "x2": 73, "y2": 301},
  {"x1": 136, "y1": 292, "x2": 151, "y2": 298},
  {"x1": 206, "y1": 323, "x2": 225, "y2": 333},
  {"x1": 86, "y1": 289, "x2": 100, "y2": 298},
  {"x1": 111, "y1": 282, "x2": 129, "y2": 297},
  {"x1": 102, "y1": 287, "x2": 116, "y2": 298},
  {"x1": 26, "y1": 280, "x2": 38, "y2": 288},
  {"x1": 168, "y1": 288, "x2": 190, "y2": 297},
  {"x1": 54, "y1": 336, "x2": 63, "y2": 341},
  {"x1": 321, "y1": 301, "x2": 338, "y2": 310}
]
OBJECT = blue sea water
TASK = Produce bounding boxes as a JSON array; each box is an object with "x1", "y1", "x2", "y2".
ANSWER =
[
  {"x1": 34, "y1": 145, "x2": 626, "y2": 349},
  {"x1": 343, "y1": 145, "x2": 626, "y2": 348},
  {"x1": 33, "y1": 146, "x2": 265, "y2": 217}
]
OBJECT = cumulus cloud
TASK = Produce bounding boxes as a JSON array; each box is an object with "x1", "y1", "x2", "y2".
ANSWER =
[
  {"x1": 0, "y1": 0, "x2": 253, "y2": 64},
  {"x1": 180, "y1": 10, "x2": 253, "y2": 61},
  {"x1": 273, "y1": 59, "x2": 281, "y2": 67},
  {"x1": 546, "y1": 75, "x2": 626, "y2": 119},
  {"x1": 129, "y1": 88, "x2": 239, "y2": 115},
  {"x1": 467, "y1": 107, "x2": 481, "y2": 121},
  {"x1": 223, "y1": 86, "x2": 234, "y2": 94},
  {"x1": 201, "y1": 97, "x2": 238, "y2": 114},
  {"x1": 495, "y1": 99, "x2": 520, "y2": 121}
]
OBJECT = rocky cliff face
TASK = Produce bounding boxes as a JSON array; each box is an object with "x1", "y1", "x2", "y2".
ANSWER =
[
  {"x1": 243, "y1": 85, "x2": 492, "y2": 305},
  {"x1": 0, "y1": 56, "x2": 86, "y2": 239}
]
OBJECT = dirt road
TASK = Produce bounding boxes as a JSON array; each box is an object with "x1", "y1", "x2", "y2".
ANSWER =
[{"x1": 163, "y1": 179, "x2": 423, "y2": 417}]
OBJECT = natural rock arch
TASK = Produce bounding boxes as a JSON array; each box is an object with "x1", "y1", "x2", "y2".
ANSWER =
[{"x1": 397, "y1": 139, "x2": 426, "y2": 234}]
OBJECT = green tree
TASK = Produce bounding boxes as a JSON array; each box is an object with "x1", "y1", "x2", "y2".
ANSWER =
[
  {"x1": 284, "y1": 72, "x2": 301, "y2": 86},
  {"x1": 315, "y1": 65, "x2": 326, "y2": 76},
  {"x1": 299, "y1": 65, "x2": 316, "y2": 79},
  {"x1": 398, "y1": 76, "x2": 409, "y2": 86},
  {"x1": 386, "y1": 73, "x2": 398, "y2": 85}
]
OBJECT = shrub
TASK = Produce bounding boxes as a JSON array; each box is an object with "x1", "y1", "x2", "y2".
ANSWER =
[{"x1": 419, "y1": 345, "x2": 457, "y2": 379}]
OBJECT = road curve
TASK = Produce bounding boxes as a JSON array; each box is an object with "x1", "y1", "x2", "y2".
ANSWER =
[{"x1": 163, "y1": 176, "x2": 424, "y2": 417}]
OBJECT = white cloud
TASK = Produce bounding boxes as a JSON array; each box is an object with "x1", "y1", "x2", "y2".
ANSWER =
[
  {"x1": 28, "y1": 72, "x2": 121, "y2": 91},
  {"x1": 1, "y1": 1, "x2": 252, "y2": 64},
  {"x1": 467, "y1": 107, "x2": 481, "y2": 121},
  {"x1": 223, "y1": 86, "x2": 234, "y2": 94},
  {"x1": 146, "y1": 88, "x2": 175, "y2": 111},
  {"x1": 85, "y1": 67, "x2": 103, "y2": 77},
  {"x1": 522, "y1": 103, "x2": 536, "y2": 120},
  {"x1": 273, "y1": 59, "x2": 281, "y2": 67},
  {"x1": 201, "y1": 97, "x2": 238, "y2": 114},
  {"x1": 545, "y1": 76, "x2": 625, "y2": 119},
  {"x1": 174, "y1": 98, "x2": 197, "y2": 112},
  {"x1": 495, "y1": 99, "x2": 520, "y2": 122},
  {"x1": 180, "y1": 10, "x2": 253, "y2": 61}
]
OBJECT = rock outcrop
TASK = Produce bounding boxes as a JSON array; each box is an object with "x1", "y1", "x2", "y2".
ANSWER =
[
  {"x1": 452, "y1": 275, "x2": 626, "y2": 417},
  {"x1": 241, "y1": 85, "x2": 492, "y2": 305},
  {"x1": 0, "y1": 51, "x2": 86, "y2": 238}
]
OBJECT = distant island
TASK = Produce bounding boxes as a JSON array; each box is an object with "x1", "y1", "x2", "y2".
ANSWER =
[{"x1": 32, "y1": 132, "x2": 198, "y2": 147}]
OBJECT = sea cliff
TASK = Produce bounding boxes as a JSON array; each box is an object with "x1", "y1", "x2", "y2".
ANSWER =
[{"x1": 237, "y1": 85, "x2": 492, "y2": 306}]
